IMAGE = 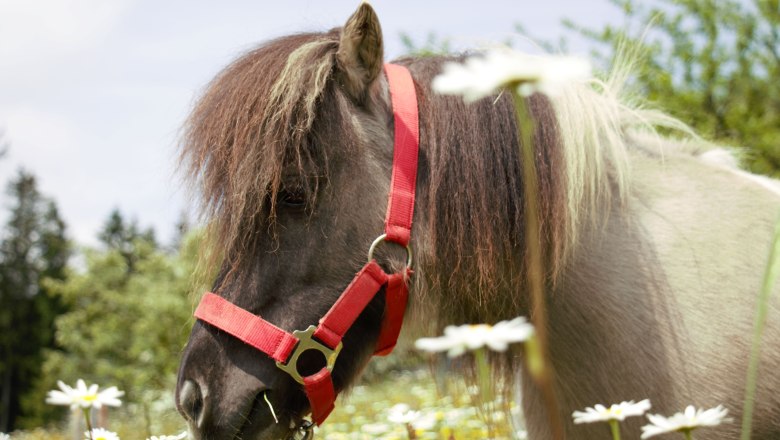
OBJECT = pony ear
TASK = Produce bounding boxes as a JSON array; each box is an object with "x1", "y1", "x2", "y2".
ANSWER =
[{"x1": 337, "y1": 2, "x2": 384, "y2": 101}]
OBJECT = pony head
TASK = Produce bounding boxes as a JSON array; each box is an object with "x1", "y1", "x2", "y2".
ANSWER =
[{"x1": 175, "y1": 4, "x2": 404, "y2": 439}]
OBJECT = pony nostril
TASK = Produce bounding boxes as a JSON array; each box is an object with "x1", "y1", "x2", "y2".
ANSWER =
[{"x1": 178, "y1": 379, "x2": 206, "y2": 428}]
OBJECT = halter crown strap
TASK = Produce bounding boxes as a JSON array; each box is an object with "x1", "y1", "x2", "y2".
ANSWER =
[
  {"x1": 383, "y1": 63, "x2": 420, "y2": 247},
  {"x1": 192, "y1": 63, "x2": 419, "y2": 426}
]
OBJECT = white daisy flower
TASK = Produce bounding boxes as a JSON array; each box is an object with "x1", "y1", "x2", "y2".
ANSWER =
[
  {"x1": 415, "y1": 317, "x2": 534, "y2": 358},
  {"x1": 387, "y1": 403, "x2": 421, "y2": 425},
  {"x1": 146, "y1": 432, "x2": 188, "y2": 440},
  {"x1": 0, "y1": 432, "x2": 10, "y2": 440},
  {"x1": 85, "y1": 428, "x2": 120, "y2": 440},
  {"x1": 411, "y1": 411, "x2": 439, "y2": 431},
  {"x1": 46, "y1": 379, "x2": 124, "y2": 410},
  {"x1": 641, "y1": 405, "x2": 730, "y2": 438},
  {"x1": 432, "y1": 48, "x2": 591, "y2": 102},
  {"x1": 572, "y1": 399, "x2": 651, "y2": 424},
  {"x1": 361, "y1": 422, "x2": 391, "y2": 435},
  {"x1": 443, "y1": 407, "x2": 469, "y2": 423}
]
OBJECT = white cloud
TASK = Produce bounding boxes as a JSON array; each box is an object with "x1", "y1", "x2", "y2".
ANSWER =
[
  {"x1": 0, "y1": 0, "x2": 129, "y2": 56},
  {"x1": 2, "y1": 106, "x2": 80, "y2": 160},
  {"x1": 0, "y1": 0, "x2": 130, "y2": 88}
]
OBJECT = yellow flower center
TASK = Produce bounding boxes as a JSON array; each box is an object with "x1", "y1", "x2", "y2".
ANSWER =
[{"x1": 83, "y1": 394, "x2": 97, "y2": 402}]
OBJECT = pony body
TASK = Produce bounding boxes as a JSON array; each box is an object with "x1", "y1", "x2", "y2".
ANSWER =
[
  {"x1": 176, "y1": 4, "x2": 780, "y2": 439},
  {"x1": 531, "y1": 139, "x2": 780, "y2": 438}
]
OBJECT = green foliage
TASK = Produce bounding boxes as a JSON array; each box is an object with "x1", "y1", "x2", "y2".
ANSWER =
[
  {"x1": 99, "y1": 209, "x2": 157, "y2": 273},
  {"x1": 399, "y1": 32, "x2": 452, "y2": 57},
  {"x1": 0, "y1": 171, "x2": 70, "y2": 431},
  {"x1": 31, "y1": 218, "x2": 204, "y2": 435},
  {"x1": 564, "y1": 0, "x2": 780, "y2": 176}
]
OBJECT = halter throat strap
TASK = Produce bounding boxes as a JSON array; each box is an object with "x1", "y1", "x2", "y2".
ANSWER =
[{"x1": 193, "y1": 63, "x2": 419, "y2": 426}]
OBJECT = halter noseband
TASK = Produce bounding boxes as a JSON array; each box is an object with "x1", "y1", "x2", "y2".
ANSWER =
[{"x1": 193, "y1": 63, "x2": 419, "y2": 426}]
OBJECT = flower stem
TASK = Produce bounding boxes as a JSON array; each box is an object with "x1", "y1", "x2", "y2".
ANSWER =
[
  {"x1": 608, "y1": 420, "x2": 621, "y2": 440},
  {"x1": 741, "y1": 212, "x2": 780, "y2": 440},
  {"x1": 683, "y1": 429, "x2": 694, "y2": 440},
  {"x1": 523, "y1": 335, "x2": 544, "y2": 380},
  {"x1": 512, "y1": 88, "x2": 563, "y2": 440},
  {"x1": 405, "y1": 422, "x2": 417, "y2": 439},
  {"x1": 474, "y1": 348, "x2": 493, "y2": 404},
  {"x1": 82, "y1": 408, "x2": 94, "y2": 440},
  {"x1": 474, "y1": 348, "x2": 495, "y2": 437}
]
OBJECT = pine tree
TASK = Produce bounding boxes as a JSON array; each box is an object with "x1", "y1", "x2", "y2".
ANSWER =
[
  {"x1": 40, "y1": 225, "x2": 201, "y2": 436},
  {"x1": 0, "y1": 170, "x2": 69, "y2": 431},
  {"x1": 98, "y1": 209, "x2": 157, "y2": 274}
]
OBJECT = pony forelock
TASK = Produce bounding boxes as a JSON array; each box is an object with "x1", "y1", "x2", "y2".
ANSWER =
[{"x1": 179, "y1": 32, "x2": 340, "y2": 275}]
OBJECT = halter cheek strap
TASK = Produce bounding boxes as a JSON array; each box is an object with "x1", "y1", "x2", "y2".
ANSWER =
[{"x1": 193, "y1": 63, "x2": 419, "y2": 426}]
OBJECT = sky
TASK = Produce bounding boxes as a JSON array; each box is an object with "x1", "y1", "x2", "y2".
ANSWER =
[{"x1": 0, "y1": 0, "x2": 624, "y2": 247}]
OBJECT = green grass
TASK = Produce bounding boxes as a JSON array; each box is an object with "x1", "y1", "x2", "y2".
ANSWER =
[
  {"x1": 317, "y1": 369, "x2": 525, "y2": 440},
  {"x1": 6, "y1": 369, "x2": 525, "y2": 440}
]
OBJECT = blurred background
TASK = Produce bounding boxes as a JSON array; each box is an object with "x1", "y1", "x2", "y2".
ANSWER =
[{"x1": 0, "y1": 0, "x2": 777, "y2": 438}]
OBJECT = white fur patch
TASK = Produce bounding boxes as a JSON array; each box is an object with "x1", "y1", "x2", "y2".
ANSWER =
[{"x1": 700, "y1": 148, "x2": 780, "y2": 198}]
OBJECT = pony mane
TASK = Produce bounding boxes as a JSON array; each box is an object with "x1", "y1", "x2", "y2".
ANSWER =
[
  {"x1": 398, "y1": 53, "x2": 700, "y2": 327},
  {"x1": 549, "y1": 54, "x2": 702, "y2": 252},
  {"x1": 180, "y1": 28, "x2": 698, "y2": 317},
  {"x1": 180, "y1": 32, "x2": 340, "y2": 273}
]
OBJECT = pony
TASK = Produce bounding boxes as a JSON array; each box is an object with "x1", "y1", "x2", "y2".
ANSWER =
[{"x1": 175, "y1": 3, "x2": 780, "y2": 439}]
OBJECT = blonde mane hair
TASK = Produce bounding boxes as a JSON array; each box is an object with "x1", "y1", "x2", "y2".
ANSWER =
[
  {"x1": 399, "y1": 50, "x2": 708, "y2": 328},
  {"x1": 548, "y1": 54, "x2": 701, "y2": 262}
]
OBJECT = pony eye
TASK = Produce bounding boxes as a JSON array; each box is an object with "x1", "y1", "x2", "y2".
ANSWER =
[{"x1": 280, "y1": 188, "x2": 306, "y2": 208}]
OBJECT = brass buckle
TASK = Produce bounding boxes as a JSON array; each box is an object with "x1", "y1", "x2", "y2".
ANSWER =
[{"x1": 275, "y1": 325, "x2": 342, "y2": 385}]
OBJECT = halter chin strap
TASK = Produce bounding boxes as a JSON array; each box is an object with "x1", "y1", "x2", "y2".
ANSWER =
[{"x1": 193, "y1": 63, "x2": 419, "y2": 426}]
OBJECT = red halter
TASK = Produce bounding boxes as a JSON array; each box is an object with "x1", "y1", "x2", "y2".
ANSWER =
[{"x1": 193, "y1": 63, "x2": 419, "y2": 426}]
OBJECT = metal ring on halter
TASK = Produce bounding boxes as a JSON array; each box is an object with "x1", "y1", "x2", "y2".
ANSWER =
[
  {"x1": 367, "y1": 233, "x2": 413, "y2": 268},
  {"x1": 289, "y1": 420, "x2": 314, "y2": 440}
]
